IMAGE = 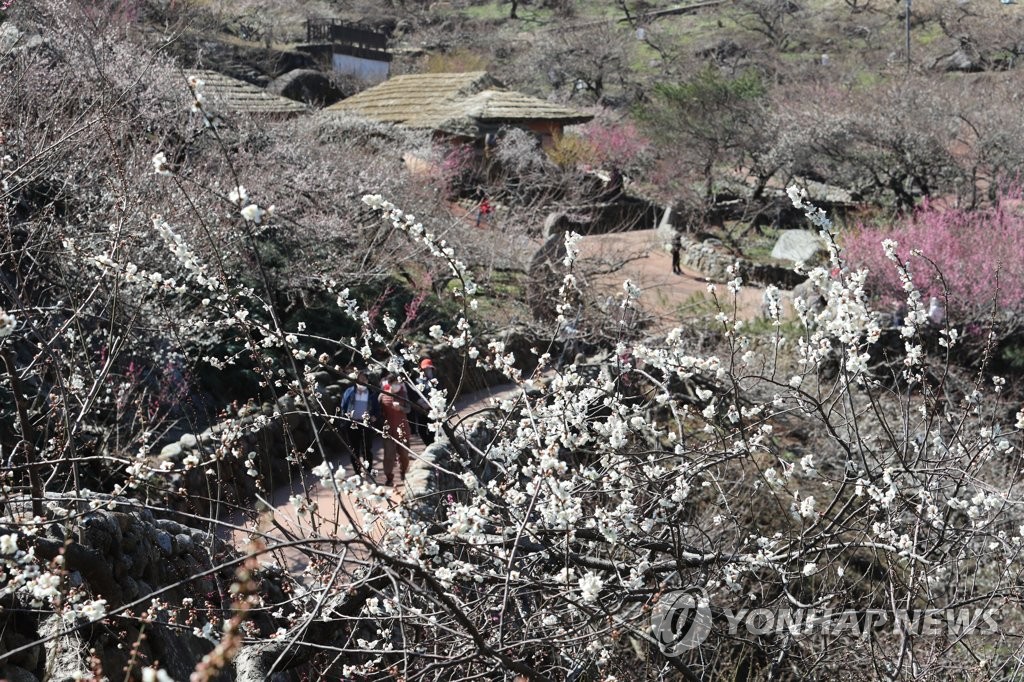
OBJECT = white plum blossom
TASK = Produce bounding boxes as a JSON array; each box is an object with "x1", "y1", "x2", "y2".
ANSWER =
[
  {"x1": 105, "y1": 190, "x2": 1023, "y2": 678},
  {"x1": 562, "y1": 231, "x2": 583, "y2": 267},
  {"x1": 151, "y1": 151, "x2": 172, "y2": 176},
  {"x1": 141, "y1": 668, "x2": 175, "y2": 682},
  {"x1": 798, "y1": 495, "x2": 816, "y2": 519},
  {"x1": 78, "y1": 599, "x2": 107, "y2": 621},
  {"x1": 578, "y1": 572, "x2": 604, "y2": 602},
  {"x1": 228, "y1": 185, "x2": 248, "y2": 205},
  {"x1": 240, "y1": 204, "x2": 264, "y2": 224},
  {"x1": 0, "y1": 309, "x2": 15, "y2": 338},
  {"x1": 786, "y1": 185, "x2": 808, "y2": 209}
]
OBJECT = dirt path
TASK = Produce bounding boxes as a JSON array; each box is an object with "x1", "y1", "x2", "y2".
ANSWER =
[
  {"x1": 577, "y1": 229, "x2": 769, "y2": 330},
  {"x1": 222, "y1": 382, "x2": 524, "y2": 578}
]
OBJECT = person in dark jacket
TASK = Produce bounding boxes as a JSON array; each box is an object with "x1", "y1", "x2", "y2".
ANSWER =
[
  {"x1": 340, "y1": 370, "x2": 380, "y2": 475},
  {"x1": 670, "y1": 231, "x2": 682, "y2": 275},
  {"x1": 410, "y1": 357, "x2": 437, "y2": 446}
]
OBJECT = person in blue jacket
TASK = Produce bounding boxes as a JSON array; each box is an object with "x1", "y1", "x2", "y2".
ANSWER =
[{"x1": 340, "y1": 370, "x2": 380, "y2": 476}]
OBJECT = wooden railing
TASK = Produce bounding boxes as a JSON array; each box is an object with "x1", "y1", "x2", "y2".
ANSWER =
[{"x1": 306, "y1": 18, "x2": 389, "y2": 50}]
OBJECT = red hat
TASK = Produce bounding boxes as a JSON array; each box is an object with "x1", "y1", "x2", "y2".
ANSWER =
[{"x1": 420, "y1": 357, "x2": 434, "y2": 369}]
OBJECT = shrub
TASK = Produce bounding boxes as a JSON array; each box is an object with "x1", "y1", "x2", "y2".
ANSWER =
[
  {"x1": 547, "y1": 119, "x2": 650, "y2": 173},
  {"x1": 545, "y1": 130, "x2": 595, "y2": 170}
]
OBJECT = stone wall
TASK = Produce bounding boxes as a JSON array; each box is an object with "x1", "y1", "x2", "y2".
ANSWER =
[
  {"x1": 541, "y1": 195, "x2": 662, "y2": 239},
  {"x1": 154, "y1": 377, "x2": 346, "y2": 518},
  {"x1": 678, "y1": 235, "x2": 806, "y2": 289},
  {"x1": 0, "y1": 492, "x2": 292, "y2": 682}
]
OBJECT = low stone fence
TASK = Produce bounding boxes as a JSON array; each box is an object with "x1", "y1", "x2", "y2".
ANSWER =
[
  {"x1": 0, "y1": 492, "x2": 291, "y2": 682},
  {"x1": 679, "y1": 236, "x2": 806, "y2": 289}
]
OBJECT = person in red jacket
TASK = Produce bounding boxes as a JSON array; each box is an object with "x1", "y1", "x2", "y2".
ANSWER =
[
  {"x1": 476, "y1": 195, "x2": 493, "y2": 227},
  {"x1": 379, "y1": 373, "x2": 411, "y2": 486}
]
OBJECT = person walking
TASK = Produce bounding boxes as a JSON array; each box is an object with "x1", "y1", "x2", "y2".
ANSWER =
[
  {"x1": 410, "y1": 357, "x2": 437, "y2": 446},
  {"x1": 670, "y1": 231, "x2": 682, "y2": 275},
  {"x1": 476, "y1": 194, "x2": 493, "y2": 228},
  {"x1": 340, "y1": 370, "x2": 380, "y2": 476},
  {"x1": 379, "y1": 373, "x2": 412, "y2": 486}
]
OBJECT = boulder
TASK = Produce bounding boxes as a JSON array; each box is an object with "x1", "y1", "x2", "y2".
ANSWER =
[
  {"x1": 792, "y1": 278, "x2": 826, "y2": 316},
  {"x1": 0, "y1": 22, "x2": 21, "y2": 52},
  {"x1": 695, "y1": 38, "x2": 746, "y2": 64},
  {"x1": 541, "y1": 211, "x2": 592, "y2": 238},
  {"x1": 158, "y1": 442, "x2": 182, "y2": 461},
  {"x1": 933, "y1": 47, "x2": 985, "y2": 73},
  {"x1": 267, "y1": 68, "x2": 346, "y2": 106},
  {"x1": 770, "y1": 230, "x2": 825, "y2": 264}
]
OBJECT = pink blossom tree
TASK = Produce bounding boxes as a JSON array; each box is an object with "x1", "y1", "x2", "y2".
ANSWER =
[{"x1": 842, "y1": 191, "x2": 1024, "y2": 327}]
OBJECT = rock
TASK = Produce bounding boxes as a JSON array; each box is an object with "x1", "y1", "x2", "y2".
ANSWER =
[
  {"x1": 933, "y1": 47, "x2": 985, "y2": 73},
  {"x1": 311, "y1": 371, "x2": 332, "y2": 387},
  {"x1": 145, "y1": 625, "x2": 217, "y2": 682},
  {"x1": 155, "y1": 531, "x2": 173, "y2": 556},
  {"x1": 159, "y1": 442, "x2": 182, "y2": 461},
  {"x1": 0, "y1": 664, "x2": 38, "y2": 682},
  {"x1": 542, "y1": 211, "x2": 566, "y2": 238},
  {"x1": 770, "y1": 230, "x2": 825, "y2": 263},
  {"x1": 696, "y1": 38, "x2": 746, "y2": 64},
  {"x1": 267, "y1": 69, "x2": 345, "y2": 106},
  {"x1": 541, "y1": 211, "x2": 592, "y2": 238},
  {"x1": 0, "y1": 22, "x2": 22, "y2": 52},
  {"x1": 179, "y1": 433, "x2": 198, "y2": 449},
  {"x1": 792, "y1": 278, "x2": 826, "y2": 316},
  {"x1": 114, "y1": 513, "x2": 133, "y2": 532},
  {"x1": 121, "y1": 576, "x2": 140, "y2": 601},
  {"x1": 175, "y1": 533, "x2": 194, "y2": 554},
  {"x1": 156, "y1": 519, "x2": 185, "y2": 535}
]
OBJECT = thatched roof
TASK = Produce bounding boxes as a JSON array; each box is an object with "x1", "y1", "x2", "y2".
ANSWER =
[
  {"x1": 184, "y1": 69, "x2": 308, "y2": 116},
  {"x1": 324, "y1": 71, "x2": 592, "y2": 135}
]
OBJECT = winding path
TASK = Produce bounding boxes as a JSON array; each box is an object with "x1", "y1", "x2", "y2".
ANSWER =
[
  {"x1": 576, "y1": 228, "x2": 770, "y2": 329},
  {"x1": 222, "y1": 382, "x2": 524, "y2": 577},
  {"x1": 221, "y1": 229, "x2": 779, "y2": 574}
]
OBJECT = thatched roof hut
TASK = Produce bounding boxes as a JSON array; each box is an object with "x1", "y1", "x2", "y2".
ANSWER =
[
  {"x1": 323, "y1": 71, "x2": 592, "y2": 141},
  {"x1": 184, "y1": 69, "x2": 308, "y2": 117}
]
